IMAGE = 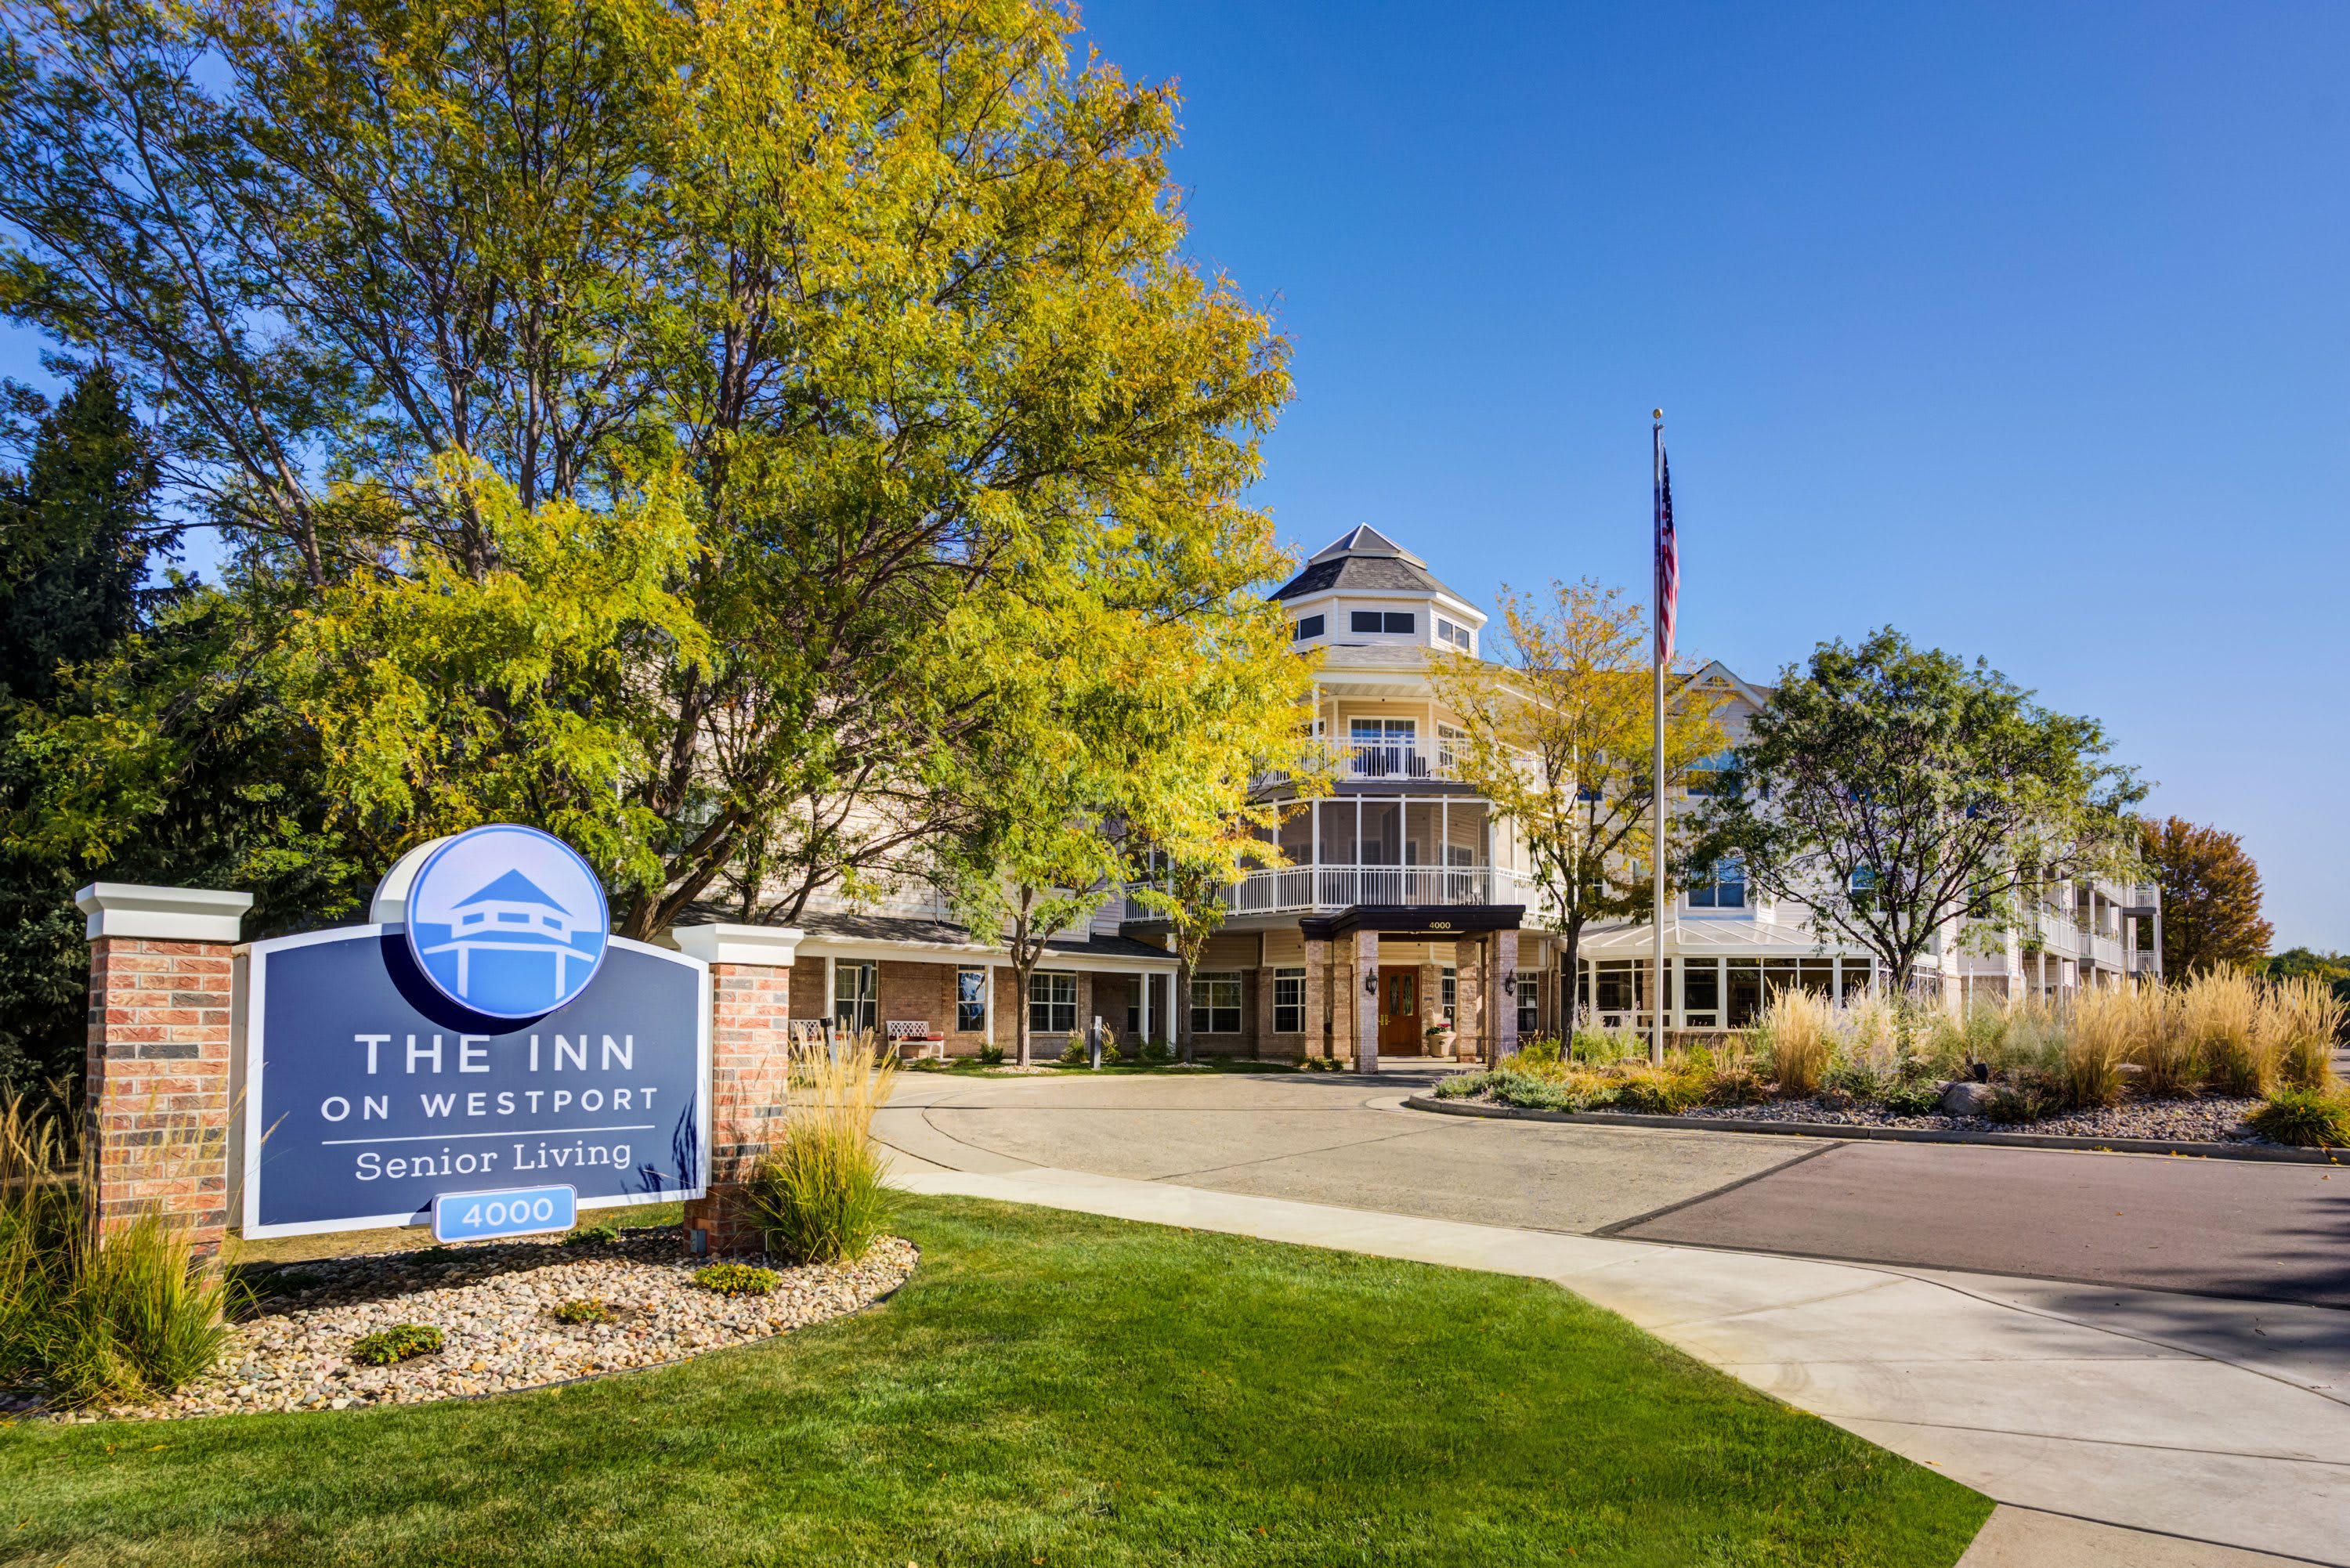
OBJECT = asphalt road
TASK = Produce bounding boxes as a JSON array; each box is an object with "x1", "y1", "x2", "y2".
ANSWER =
[{"x1": 880, "y1": 1068, "x2": 2350, "y2": 1308}]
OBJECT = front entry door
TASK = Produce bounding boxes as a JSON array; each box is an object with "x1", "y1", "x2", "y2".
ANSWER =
[{"x1": 1379, "y1": 970, "x2": 1420, "y2": 1052}]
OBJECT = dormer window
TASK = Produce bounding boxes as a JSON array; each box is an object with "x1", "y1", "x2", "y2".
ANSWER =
[
  {"x1": 1292, "y1": 613, "x2": 1325, "y2": 641},
  {"x1": 1435, "y1": 617, "x2": 1471, "y2": 652},
  {"x1": 1350, "y1": 611, "x2": 1415, "y2": 634}
]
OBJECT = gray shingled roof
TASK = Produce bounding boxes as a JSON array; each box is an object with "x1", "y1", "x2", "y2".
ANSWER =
[{"x1": 1271, "y1": 526, "x2": 1473, "y2": 604}]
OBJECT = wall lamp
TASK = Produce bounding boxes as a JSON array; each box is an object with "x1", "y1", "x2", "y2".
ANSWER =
[
  {"x1": 1502, "y1": 974, "x2": 1517, "y2": 996},
  {"x1": 1363, "y1": 972, "x2": 1377, "y2": 996}
]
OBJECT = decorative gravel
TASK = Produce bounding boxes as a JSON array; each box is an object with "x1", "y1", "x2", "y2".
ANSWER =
[
  {"x1": 1672, "y1": 1094, "x2": 2267, "y2": 1142},
  {"x1": 27, "y1": 1230, "x2": 916, "y2": 1424}
]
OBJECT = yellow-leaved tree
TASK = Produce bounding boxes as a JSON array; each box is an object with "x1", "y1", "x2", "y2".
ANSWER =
[
  {"x1": 1426, "y1": 580, "x2": 1724, "y2": 1031},
  {"x1": 0, "y1": 0, "x2": 1294, "y2": 933}
]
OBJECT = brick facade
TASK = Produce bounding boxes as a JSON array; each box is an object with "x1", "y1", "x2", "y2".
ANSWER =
[
  {"x1": 83, "y1": 934, "x2": 238, "y2": 1246},
  {"x1": 683, "y1": 960, "x2": 793, "y2": 1255}
]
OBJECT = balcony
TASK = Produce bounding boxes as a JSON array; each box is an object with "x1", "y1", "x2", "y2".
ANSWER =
[
  {"x1": 2084, "y1": 930, "x2": 2124, "y2": 969},
  {"x1": 2130, "y1": 944, "x2": 2163, "y2": 977},
  {"x1": 2034, "y1": 912, "x2": 2081, "y2": 957},
  {"x1": 1318, "y1": 738, "x2": 1464, "y2": 783},
  {"x1": 1220, "y1": 864, "x2": 1540, "y2": 917}
]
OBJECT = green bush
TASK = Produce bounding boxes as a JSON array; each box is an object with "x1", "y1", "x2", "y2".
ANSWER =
[
  {"x1": 553, "y1": 1298, "x2": 613, "y2": 1324},
  {"x1": 1569, "y1": 1028, "x2": 1639, "y2": 1065},
  {"x1": 2247, "y1": 1088, "x2": 2350, "y2": 1148},
  {"x1": 1097, "y1": 1039, "x2": 1123, "y2": 1066},
  {"x1": 1514, "y1": 1035, "x2": 1564, "y2": 1068},
  {"x1": 1704, "y1": 1063, "x2": 1765, "y2": 1107},
  {"x1": 350, "y1": 1323, "x2": 443, "y2": 1366},
  {"x1": 975, "y1": 1043, "x2": 1005, "y2": 1066},
  {"x1": 1613, "y1": 1065, "x2": 1706, "y2": 1115},
  {"x1": 1982, "y1": 1082, "x2": 2055, "y2": 1125},
  {"x1": 563, "y1": 1222, "x2": 622, "y2": 1248},
  {"x1": 1138, "y1": 1040, "x2": 1174, "y2": 1065},
  {"x1": 1877, "y1": 1076, "x2": 1945, "y2": 1117},
  {"x1": 693, "y1": 1263, "x2": 781, "y2": 1297},
  {"x1": 1432, "y1": 1072, "x2": 1487, "y2": 1100}
]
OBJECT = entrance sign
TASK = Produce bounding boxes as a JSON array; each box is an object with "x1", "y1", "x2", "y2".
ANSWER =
[
  {"x1": 405, "y1": 824, "x2": 611, "y2": 1018},
  {"x1": 239, "y1": 826, "x2": 707, "y2": 1240},
  {"x1": 432, "y1": 1183, "x2": 577, "y2": 1243}
]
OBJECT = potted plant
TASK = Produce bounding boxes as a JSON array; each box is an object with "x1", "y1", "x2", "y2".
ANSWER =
[{"x1": 1424, "y1": 1022, "x2": 1456, "y2": 1059}]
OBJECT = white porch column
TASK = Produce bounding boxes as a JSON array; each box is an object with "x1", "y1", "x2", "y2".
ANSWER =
[
  {"x1": 1355, "y1": 927, "x2": 1380, "y2": 1073},
  {"x1": 1140, "y1": 970, "x2": 1153, "y2": 1042},
  {"x1": 984, "y1": 960, "x2": 998, "y2": 1047}
]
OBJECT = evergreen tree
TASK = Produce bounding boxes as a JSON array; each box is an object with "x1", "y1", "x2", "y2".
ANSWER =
[{"x1": 0, "y1": 369, "x2": 177, "y2": 1093}]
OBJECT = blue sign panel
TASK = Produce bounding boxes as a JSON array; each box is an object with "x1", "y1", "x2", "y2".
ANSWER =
[
  {"x1": 432, "y1": 1183, "x2": 577, "y2": 1243},
  {"x1": 405, "y1": 824, "x2": 611, "y2": 1019},
  {"x1": 240, "y1": 925, "x2": 707, "y2": 1239}
]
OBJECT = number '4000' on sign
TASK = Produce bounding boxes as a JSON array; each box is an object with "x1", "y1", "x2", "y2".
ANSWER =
[{"x1": 432, "y1": 1184, "x2": 577, "y2": 1243}]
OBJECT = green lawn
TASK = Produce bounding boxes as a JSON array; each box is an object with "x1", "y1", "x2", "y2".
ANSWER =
[{"x1": 0, "y1": 1197, "x2": 1990, "y2": 1566}]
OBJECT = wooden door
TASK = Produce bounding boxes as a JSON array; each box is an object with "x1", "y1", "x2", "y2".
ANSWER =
[{"x1": 1379, "y1": 970, "x2": 1420, "y2": 1052}]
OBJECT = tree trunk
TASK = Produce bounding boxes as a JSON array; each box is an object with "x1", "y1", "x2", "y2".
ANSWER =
[
  {"x1": 1011, "y1": 906, "x2": 1036, "y2": 1068},
  {"x1": 1176, "y1": 955, "x2": 1194, "y2": 1064},
  {"x1": 1559, "y1": 914, "x2": 1585, "y2": 1042}
]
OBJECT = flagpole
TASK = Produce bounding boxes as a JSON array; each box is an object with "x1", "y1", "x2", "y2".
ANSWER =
[{"x1": 1650, "y1": 411, "x2": 1668, "y2": 1068}]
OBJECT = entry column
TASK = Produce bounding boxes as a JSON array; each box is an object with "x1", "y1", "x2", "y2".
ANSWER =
[
  {"x1": 671, "y1": 923, "x2": 803, "y2": 1255},
  {"x1": 76, "y1": 883, "x2": 252, "y2": 1252},
  {"x1": 1495, "y1": 927, "x2": 1520, "y2": 1063},
  {"x1": 1355, "y1": 928, "x2": 1379, "y2": 1074}
]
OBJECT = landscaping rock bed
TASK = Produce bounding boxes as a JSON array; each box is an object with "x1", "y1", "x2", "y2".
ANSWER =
[
  {"x1": 1671, "y1": 1093, "x2": 2266, "y2": 1143},
  {"x1": 17, "y1": 1230, "x2": 916, "y2": 1423}
]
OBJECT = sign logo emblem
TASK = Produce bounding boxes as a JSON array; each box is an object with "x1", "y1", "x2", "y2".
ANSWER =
[{"x1": 403, "y1": 825, "x2": 610, "y2": 1018}]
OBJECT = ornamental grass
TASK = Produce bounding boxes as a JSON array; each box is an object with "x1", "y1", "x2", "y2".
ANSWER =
[
  {"x1": 1757, "y1": 989, "x2": 1834, "y2": 1098},
  {"x1": 2265, "y1": 974, "x2": 2344, "y2": 1092},
  {"x1": 2060, "y1": 987, "x2": 2136, "y2": 1109},
  {"x1": 0, "y1": 1095, "x2": 236, "y2": 1407},
  {"x1": 2186, "y1": 969, "x2": 2272, "y2": 1096},
  {"x1": 746, "y1": 1031, "x2": 898, "y2": 1265}
]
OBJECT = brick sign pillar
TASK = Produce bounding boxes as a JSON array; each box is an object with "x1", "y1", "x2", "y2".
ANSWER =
[
  {"x1": 75, "y1": 883, "x2": 253, "y2": 1249},
  {"x1": 671, "y1": 923, "x2": 803, "y2": 1255}
]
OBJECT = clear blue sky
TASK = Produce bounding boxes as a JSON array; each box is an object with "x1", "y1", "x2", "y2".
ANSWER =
[{"x1": 1075, "y1": 1, "x2": 2350, "y2": 949}]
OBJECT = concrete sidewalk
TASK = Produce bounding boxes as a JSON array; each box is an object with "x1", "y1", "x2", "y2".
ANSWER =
[{"x1": 892, "y1": 1162, "x2": 2344, "y2": 1566}]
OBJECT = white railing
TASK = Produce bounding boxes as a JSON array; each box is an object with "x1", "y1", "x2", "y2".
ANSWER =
[
  {"x1": 2085, "y1": 930, "x2": 2124, "y2": 969},
  {"x1": 2130, "y1": 944, "x2": 2163, "y2": 975},
  {"x1": 2035, "y1": 912, "x2": 2081, "y2": 957},
  {"x1": 1220, "y1": 864, "x2": 1538, "y2": 915},
  {"x1": 1313, "y1": 739, "x2": 1462, "y2": 782}
]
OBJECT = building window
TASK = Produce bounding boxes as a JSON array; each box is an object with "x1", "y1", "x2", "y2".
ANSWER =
[
  {"x1": 1029, "y1": 971, "x2": 1076, "y2": 1035},
  {"x1": 1517, "y1": 972, "x2": 1540, "y2": 1036},
  {"x1": 1273, "y1": 968, "x2": 1305, "y2": 1033},
  {"x1": 956, "y1": 967, "x2": 987, "y2": 1032},
  {"x1": 1441, "y1": 965, "x2": 1457, "y2": 1023},
  {"x1": 1191, "y1": 972, "x2": 1242, "y2": 1035},
  {"x1": 1293, "y1": 613, "x2": 1325, "y2": 641},
  {"x1": 1347, "y1": 609, "x2": 1417, "y2": 634},
  {"x1": 1435, "y1": 616, "x2": 1471, "y2": 651},
  {"x1": 833, "y1": 960, "x2": 877, "y2": 1033},
  {"x1": 1688, "y1": 858, "x2": 1747, "y2": 909},
  {"x1": 1686, "y1": 751, "x2": 1737, "y2": 797},
  {"x1": 1683, "y1": 958, "x2": 1721, "y2": 1028}
]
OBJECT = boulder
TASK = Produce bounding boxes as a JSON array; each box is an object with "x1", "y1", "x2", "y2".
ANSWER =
[{"x1": 1939, "y1": 1079, "x2": 1999, "y2": 1116}]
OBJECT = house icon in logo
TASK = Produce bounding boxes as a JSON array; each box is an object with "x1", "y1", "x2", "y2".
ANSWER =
[
  {"x1": 400, "y1": 825, "x2": 611, "y2": 1018},
  {"x1": 417, "y1": 869, "x2": 594, "y2": 1006}
]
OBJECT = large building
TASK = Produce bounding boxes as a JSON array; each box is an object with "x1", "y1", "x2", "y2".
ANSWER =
[{"x1": 776, "y1": 526, "x2": 2159, "y2": 1064}]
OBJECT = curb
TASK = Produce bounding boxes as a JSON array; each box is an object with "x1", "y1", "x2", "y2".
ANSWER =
[{"x1": 1401, "y1": 1094, "x2": 2350, "y2": 1165}]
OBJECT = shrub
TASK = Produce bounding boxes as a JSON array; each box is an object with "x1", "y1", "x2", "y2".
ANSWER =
[
  {"x1": 2247, "y1": 1088, "x2": 2350, "y2": 1148},
  {"x1": 553, "y1": 1298, "x2": 613, "y2": 1324},
  {"x1": 1569, "y1": 1028, "x2": 1639, "y2": 1066},
  {"x1": 1612, "y1": 1064, "x2": 1705, "y2": 1115},
  {"x1": 2, "y1": 1095, "x2": 237, "y2": 1407},
  {"x1": 1097, "y1": 1037, "x2": 1123, "y2": 1066},
  {"x1": 1432, "y1": 1072, "x2": 1486, "y2": 1100},
  {"x1": 563, "y1": 1222, "x2": 622, "y2": 1248},
  {"x1": 744, "y1": 1033, "x2": 895, "y2": 1265},
  {"x1": 1057, "y1": 1037, "x2": 1086, "y2": 1067},
  {"x1": 1514, "y1": 1035, "x2": 1564, "y2": 1068},
  {"x1": 1138, "y1": 1040, "x2": 1174, "y2": 1065},
  {"x1": 1759, "y1": 990, "x2": 1833, "y2": 1098},
  {"x1": 1704, "y1": 1062, "x2": 1764, "y2": 1107},
  {"x1": 1877, "y1": 1075, "x2": 1945, "y2": 1117},
  {"x1": 351, "y1": 1323, "x2": 443, "y2": 1365},
  {"x1": 975, "y1": 1042, "x2": 1005, "y2": 1066},
  {"x1": 694, "y1": 1263, "x2": 781, "y2": 1297},
  {"x1": 1983, "y1": 1080, "x2": 2055, "y2": 1125}
]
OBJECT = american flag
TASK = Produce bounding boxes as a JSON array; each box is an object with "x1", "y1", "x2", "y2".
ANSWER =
[{"x1": 1654, "y1": 430, "x2": 1678, "y2": 667}]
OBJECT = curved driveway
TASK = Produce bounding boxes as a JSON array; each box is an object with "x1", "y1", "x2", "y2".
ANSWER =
[{"x1": 880, "y1": 1066, "x2": 2350, "y2": 1308}]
